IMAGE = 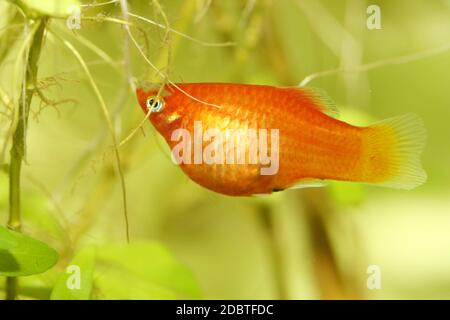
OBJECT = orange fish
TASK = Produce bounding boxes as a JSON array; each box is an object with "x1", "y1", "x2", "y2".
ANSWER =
[{"x1": 136, "y1": 83, "x2": 426, "y2": 196}]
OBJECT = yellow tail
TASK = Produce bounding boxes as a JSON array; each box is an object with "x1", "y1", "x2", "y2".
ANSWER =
[{"x1": 361, "y1": 113, "x2": 427, "y2": 189}]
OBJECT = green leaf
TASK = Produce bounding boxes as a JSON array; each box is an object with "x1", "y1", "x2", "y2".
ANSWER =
[
  {"x1": 94, "y1": 242, "x2": 202, "y2": 299},
  {"x1": 0, "y1": 218, "x2": 15, "y2": 251},
  {"x1": 0, "y1": 226, "x2": 59, "y2": 276},
  {"x1": 14, "y1": 0, "x2": 81, "y2": 18},
  {"x1": 50, "y1": 246, "x2": 96, "y2": 300},
  {"x1": 92, "y1": 268, "x2": 180, "y2": 300}
]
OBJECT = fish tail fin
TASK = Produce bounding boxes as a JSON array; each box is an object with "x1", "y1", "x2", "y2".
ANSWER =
[{"x1": 361, "y1": 113, "x2": 427, "y2": 189}]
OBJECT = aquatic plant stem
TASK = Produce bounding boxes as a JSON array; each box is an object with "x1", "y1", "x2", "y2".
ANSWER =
[
  {"x1": 52, "y1": 33, "x2": 130, "y2": 243},
  {"x1": 6, "y1": 18, "x2": 46, "y2": 300}
]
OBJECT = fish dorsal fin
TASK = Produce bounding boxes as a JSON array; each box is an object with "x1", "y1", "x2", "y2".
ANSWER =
[{"x1": 286, "y1": 86, "x2": 339, "y2": 118}]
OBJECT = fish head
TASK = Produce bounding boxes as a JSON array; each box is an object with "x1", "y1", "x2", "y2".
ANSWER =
[{"x1": 136, "y1": 84, "x2": 181, "y2": 132}]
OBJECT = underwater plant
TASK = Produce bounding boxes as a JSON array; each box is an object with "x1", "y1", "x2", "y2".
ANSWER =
[{"x1": 1, "y1": 0, "x2": 449, "y2": 301}]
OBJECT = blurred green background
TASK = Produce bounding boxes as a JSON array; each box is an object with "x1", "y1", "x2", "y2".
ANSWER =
[{"x1": 1, "y1": 0, "x2": 450, "y2": 299}]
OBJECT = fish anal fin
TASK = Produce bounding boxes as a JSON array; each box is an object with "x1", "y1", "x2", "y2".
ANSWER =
[
  {"x1": 250, "y1": 179, "x2": 325, "y2": 196},
  {"x1": 288, "y1": 178, "x2": 327, "y2": 189}
]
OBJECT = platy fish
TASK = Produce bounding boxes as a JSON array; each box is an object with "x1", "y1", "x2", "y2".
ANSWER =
[{"x1": 136, "y1": 83, "x2": 426, "y2": 196}]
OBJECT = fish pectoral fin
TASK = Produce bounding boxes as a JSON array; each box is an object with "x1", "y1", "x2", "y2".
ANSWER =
[
  {"x1": 286, "y1": 86, "x2": 339, "y2": 118},
  {"x1": 288, "y1": 178, "x2": 327, "y2": 189}
]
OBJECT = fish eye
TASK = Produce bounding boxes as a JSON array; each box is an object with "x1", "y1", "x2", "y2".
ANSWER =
[{"x1": 146, "y1": 96, "x2": 164, "y2": 112}]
